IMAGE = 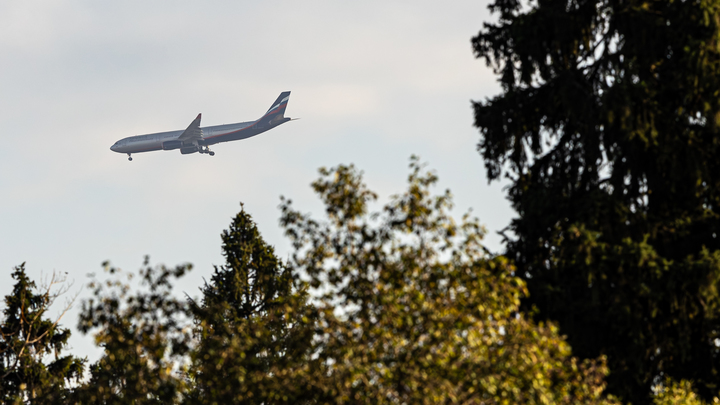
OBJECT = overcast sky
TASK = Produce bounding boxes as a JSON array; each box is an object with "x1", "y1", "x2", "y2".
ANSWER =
[{"x1": 0, "y1": 1, "x2": 511, "y2": 360}]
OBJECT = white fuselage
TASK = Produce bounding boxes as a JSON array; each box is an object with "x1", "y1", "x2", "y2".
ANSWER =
[
  {"x1": 110, "y1": 121, "x2": 256, "y2": 154},
  {"x1": 110, "y1": 91, "x2": 293, "y2": 159}
]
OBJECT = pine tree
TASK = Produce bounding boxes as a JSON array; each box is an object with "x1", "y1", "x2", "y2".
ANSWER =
[
  {"x1": 0, "y1": 264, "x2": 84, "y2": 404},
  {"x1": 473, "y1": 0, "x2": 720, "y2": 402}
]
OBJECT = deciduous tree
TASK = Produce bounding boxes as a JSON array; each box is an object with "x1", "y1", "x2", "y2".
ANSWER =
[
  {"x1": 75, "y1": 260, "x2": 192, "y2": 404},
  {"x1": 70, "y1": 159, "x2": 622, "y2": 404},
  {"x1": 279, "y1": 158, "x2": 618, "y2": 404}
]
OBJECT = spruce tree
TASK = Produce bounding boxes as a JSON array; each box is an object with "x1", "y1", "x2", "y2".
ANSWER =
[
  {"x1": 0, "y1": 264, "x2": 84, "y2": 404},
  {"x1": 473, "y1": 0, "x2": 720, "y2": 402},
  {"x1": 188, "y1": 208, "x2": 317, "y2": 404}
]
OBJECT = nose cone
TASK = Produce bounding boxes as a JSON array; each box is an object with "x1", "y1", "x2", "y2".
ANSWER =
[{"x1": 110, "y1": 144, "x2": 118, "y2": 152}]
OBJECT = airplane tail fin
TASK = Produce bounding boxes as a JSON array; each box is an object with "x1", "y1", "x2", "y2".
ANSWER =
[
  {"x1": 265, "y1": 91, "x2": 291, "y2": 117},
  {"x1": 257, "y1": 91, "x2": 292, "y2": 128}
]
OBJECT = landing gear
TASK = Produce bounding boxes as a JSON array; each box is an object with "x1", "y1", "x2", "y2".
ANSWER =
[
  {"x1": 127, "y1": 153, "x2": 133, "y2": 161},
  {"x1": 199, "y1": 146, "x2": 215, "y2": 156}
]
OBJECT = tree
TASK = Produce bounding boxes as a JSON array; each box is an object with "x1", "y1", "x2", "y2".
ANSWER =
[
  {"x1": 71, "y1": 216, "x2": 317, "y2": 405},
  {"x1": 187, "y1": 208, "x2": 318, "y2": 404},
  {"x1": 0, "y1": 264, "x2": 84, "y2": 404},
  {"x1": 75, "y1": 259, "x2": 193, "y2": 404},
  {"x1": 68, "y1": 159, "x2": 620, "y2": 403},
  {"x1": 279, "y1": 158, "x2": 618, "y2": 404},
  {"x1": 473, "y1": 0, "x2": 720, "y2": 402},
  {"x1": 652, "y1": 379, "x2": 717, "y2": 405}
]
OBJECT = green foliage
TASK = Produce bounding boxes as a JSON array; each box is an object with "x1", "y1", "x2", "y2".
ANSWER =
[
  {"x1": 187, "y1": 208, "x2": 318, "y2": 404},
  {"x1": 74, "y1": 259, "x2": 192, "y2": 404},
  {"x1": 0, "y1": 264, "x2": 84, "y2": 404},
  {"x1": 61, "y1": 158, "x2": 621, "y2": 403},
  {"x1": 279, "y1": 157, "x2": 618, "y2": 404},
  {"x1": 473, "y1": 0, "x2": 720, "y2": 402}
]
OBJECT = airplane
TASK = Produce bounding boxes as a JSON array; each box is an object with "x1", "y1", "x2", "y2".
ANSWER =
[{"x1": 110, "y1": 91, "x2": 295, "y2": 161}]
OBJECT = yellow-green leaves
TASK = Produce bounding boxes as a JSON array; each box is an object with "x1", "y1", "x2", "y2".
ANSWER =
[
  {"x1": 66, "y1": 160, "x2": 622, "y2": 403},
  {"x1": 653, "y1": 379, "x2": 720, "y2": 405},
  {"x1": 280, "y1": 158, "x2": 618, "y2": 404}
]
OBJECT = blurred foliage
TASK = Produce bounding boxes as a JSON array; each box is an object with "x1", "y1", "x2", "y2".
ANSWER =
[
  {"x1": 473, "y1": 0, "x2": 720, "y2": 402},
  {"x1": 54, "y1": 158, "x2": 619, "y2": 403},
  {"x1": 652, "y1": 379, "x2": 719, "y2": 405},
  {"x1": 278, "y1": 157, "x2": 618, "y2": 404},
  {"x1": 0, "y1": 264, "x2": 84, "y2": 404},
  {"x1": 74, "y1": 259, "x2": 193, "y2": 404}
]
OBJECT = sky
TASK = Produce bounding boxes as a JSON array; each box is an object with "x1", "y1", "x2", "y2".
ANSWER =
[{"x1": 0, "y1": 1, "x2": 512, "y2": 360}]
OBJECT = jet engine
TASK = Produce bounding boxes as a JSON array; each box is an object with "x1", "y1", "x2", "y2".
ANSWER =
[{"x1": 180, "y1": 145, "x2": 199, "y2": 154}]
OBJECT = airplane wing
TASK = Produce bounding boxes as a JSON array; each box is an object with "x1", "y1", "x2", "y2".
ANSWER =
[{"x1": 177, "y1": 113, "x2": 204, "y2": 142}]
